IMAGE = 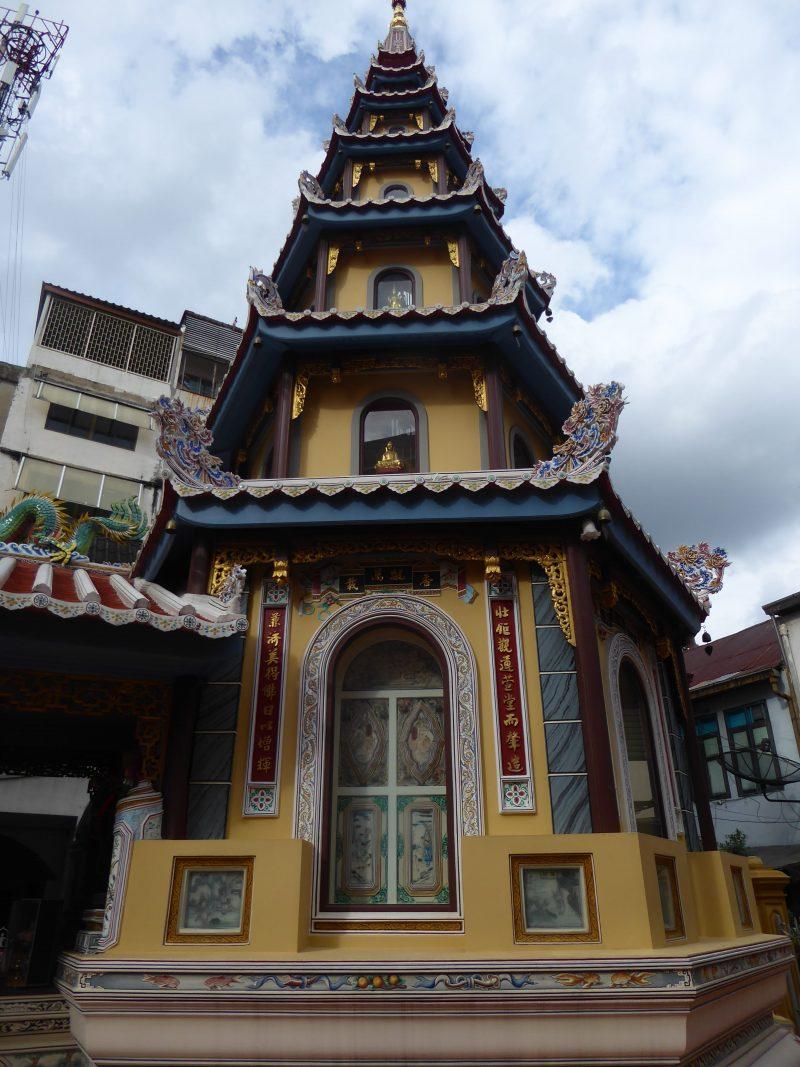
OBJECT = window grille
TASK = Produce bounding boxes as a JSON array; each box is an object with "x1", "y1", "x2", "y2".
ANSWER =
[
  {"x1": 129, "y1": 324, "x2": 175, "y2": 380},
  {"x1": 85, "y1": 311, "x2": 133, "y2": 370},
  {"x1": 39, "y1": 297, "x2": 175, "y2": 382},
  {"x1": 40, "y1": 298, "x2": 93, "y2": 356}
]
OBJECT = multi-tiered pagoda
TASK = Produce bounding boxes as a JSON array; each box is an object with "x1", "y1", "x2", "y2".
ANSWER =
[{"x1": 27, "y1": 2, "x2": 800, "y2": 1063}]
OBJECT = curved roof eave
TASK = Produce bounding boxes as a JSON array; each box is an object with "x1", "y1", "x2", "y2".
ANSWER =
[
  {"x1": 317, "y1": 120, "x2": 473, "y2": 196},
  {"x1": 272, "y1": 187, "x2": 523, "y2": 306}
]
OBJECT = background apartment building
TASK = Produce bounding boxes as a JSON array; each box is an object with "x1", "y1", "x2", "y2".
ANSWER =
[{"x1": 0, "y1": 284, "x2": 241, "y2": 562}]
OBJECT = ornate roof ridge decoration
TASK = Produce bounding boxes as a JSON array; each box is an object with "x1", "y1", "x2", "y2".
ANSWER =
[
  {"x1": 153, "y1": 397, "x2": 240, "y2": 492},
  {"x1": 667, "y1": 542, "x2": 731, "y2": 606},
  {"x1": 353, "y1": 74, "x2": 437, "y2": 100},
  {"x1": 298, "y1": 170, "x2": 325, "y2": 202},
  {"x1": 167, "y1": 382, "x2": 622, "y2": 502},
  {"x1": 0, "y1": 492, "x2": 146, "y2": 566},
  {"x1": 365, "y1": 52, "x2": 427, "y2": 76},
  {"x1": 246, "y1": 267, "x2": 283, "y2": 315},
  {"x1": 335, "y1": 108, "x2": 456, "y2": 141},
  {"x1": 490, "y1": 250, "x2": 531, "y2": 304}
]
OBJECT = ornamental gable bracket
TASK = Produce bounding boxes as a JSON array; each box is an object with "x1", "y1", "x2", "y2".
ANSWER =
[{"x1": 152, "y1": 397, "x2": 240, "y2": 493}]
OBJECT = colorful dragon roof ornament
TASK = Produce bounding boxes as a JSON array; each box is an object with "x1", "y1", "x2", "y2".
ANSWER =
[
  {"x1": 0, "y1": 494, "x2": 146, "y2": 565},
  {"x1": 152, "y1": 396, "x2": 241, "y2": 492},
  {"x1": 153, "y1": 382, "x2": 625, "y2": 500},
  {"x1": 667, "y1": 542, "x2": 731, "y2": 606}
]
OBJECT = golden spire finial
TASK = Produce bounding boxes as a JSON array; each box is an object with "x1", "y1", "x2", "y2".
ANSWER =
[{"x1": 390, "y1": 0, "x2": 408, "y2": 30}]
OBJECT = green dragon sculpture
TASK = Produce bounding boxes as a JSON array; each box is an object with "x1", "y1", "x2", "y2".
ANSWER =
[{"x1": 0, "y1": 493, "x2": 148, "y2": 564}]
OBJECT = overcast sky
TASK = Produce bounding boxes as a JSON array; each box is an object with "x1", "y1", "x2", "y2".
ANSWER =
[{"x1": 1, "y1": 0, "x2": 798, "y2": 639}]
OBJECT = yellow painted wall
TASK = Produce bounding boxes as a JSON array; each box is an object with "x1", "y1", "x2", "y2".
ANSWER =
[
  {"x1": 332, "y1": 246, "x2": 456, "y2": 311},
  {"x1": 227, "y1": 562, "x2": 553, "y2": 847},
  {"x1": 296, "y1": 369, "x2": 483, "y2": 477},
  {"x1": 108, "y1": 832, "x2": 768, "y2": 961},
  {"x1": 106, "y1": 563, "x2": 772, "y2": 964},
  {"x1": 358, "y1": 163, "x2": 435, "y2": 201},
  {"x1": 503, "y1": 395, "x2": 550, "y2": 463}
]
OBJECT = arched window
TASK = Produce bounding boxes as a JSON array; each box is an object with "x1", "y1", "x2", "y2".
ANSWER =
[
  {"x1": 321, "y1": 630, "x2": 454, "y2": 911},
  {"x1": 360, "y1": 398, "x2": 418, "y2": 474},
  {"x1": 374, "y1": 268, "x2": 415, "y2": 311},
  {"x1": 382, "y1": 183, "x2": 411, "y2": 200},
  {"x1": 619, "y1": 661, "x2": 665, "y2": 837},
  {"x1": 510, "y1": 428, "x2": 535, "y2": 469}
]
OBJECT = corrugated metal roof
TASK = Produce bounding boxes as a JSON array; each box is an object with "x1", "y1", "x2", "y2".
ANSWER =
[
  {"x1": 181, "y1": 310, "x2": 242, "y2": 363},
  {"x1": 685, "y1": 620, "x2": 782, "y2": 690}
]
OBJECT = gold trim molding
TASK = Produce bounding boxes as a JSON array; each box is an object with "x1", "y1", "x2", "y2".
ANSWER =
[
  {"x1": 472, "y1": 368, "x2": 488, "y2": 412},
  {"x1": 291, "y1": 374, "x2": 308, "y2": 420},
  {"x1": 208, "y1": 539, "x2": 574, "y2": 645},
  {"x1": 447, "y1": 239, "x2": 460, "y2": 269},
  {"x1": 326, "y1": 245, "x2": 340, "y2": 275}
]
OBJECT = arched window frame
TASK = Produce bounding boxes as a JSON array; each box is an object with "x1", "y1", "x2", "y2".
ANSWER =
[
  {"x1": 294, "y1": 594, "x2": 484, "y2": 929},
  {"x1": 358, "y1": 397, "x2": 419, "y2": 476},
  {"x1": 380, "y1": 182, "x2": 412, "y2": 200},
  {"x1": 508, "y1": 425, "x2": 536, "y2": 470},
  {"x1": 606, "y1": 633, "x2": 680, "y2": 840},
  {"x1": 367, "y1": 264, "x2": 423, "y2": 311},
  {"x1": 351, "y1": 390, "x2": 429, "y2": 475},
  {"x1": 320, "y1": 626, "x2": 457, "y2": 914}
]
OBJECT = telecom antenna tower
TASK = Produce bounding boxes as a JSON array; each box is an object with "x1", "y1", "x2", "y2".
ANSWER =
[{"x1": 0, "y1": 3, "x2": 67, "y2": 178}]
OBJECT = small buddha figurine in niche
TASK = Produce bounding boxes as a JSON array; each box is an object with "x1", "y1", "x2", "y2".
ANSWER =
[{"x1": 374, "y1": 440, "x2": 405, "y2": 473}]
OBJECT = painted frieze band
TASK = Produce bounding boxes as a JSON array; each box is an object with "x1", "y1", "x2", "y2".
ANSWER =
[
  {"x1": 244, "y1": 581, "x2": 291, "y2": 816},
  {"x1": 486, "y1": 575, "x2": 535, "y2": 812}
]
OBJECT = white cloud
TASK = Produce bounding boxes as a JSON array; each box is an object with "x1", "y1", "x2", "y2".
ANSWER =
[{"x1": 2, "y1": 0, "x2": 798, "y2": 639}]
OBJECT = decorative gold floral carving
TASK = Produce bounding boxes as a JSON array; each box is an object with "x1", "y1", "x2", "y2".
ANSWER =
[
  {"x1": 413, "y1": 112, "x2": 424, "y2": 130},
  {"x1": 291, "y1": 374, "x2": 309, "y2": 420},
  {"x1": 368, "y1": 115, "x2": 378, "y2": 132},
  {"x1": 208, "y1": 538, "x2": 574, "y2": 645},
  {"x1": 209, "y1": 546, "x2": 279, "y2": 597},
  {"x1": 428, "y1": 160, "x2": 439, "y2": 184},
  {"x1": 472, "y1": 369, "x2": 488, "y2": 412},
  {"x1": 499, "y1": 542, "x2": 574, "y2": 646},
  {"x1": 484, "y1": 554, "x2": 501, "y2": 581},
  {"x1": 447, "y1": 239, "x2": 460, "y2": 269},
  {"x1": 297, "y1": 354, "x2": 480, "y2": 379},
  {"x1": 272, "y1": 558, "x2": 289, "y2": 586},
  {"x1": 326, "y1": 245, "x2": 340, "y2": 275},
  {"x1": 351, "y1": 162, "x2": 363, "y2": 188}
]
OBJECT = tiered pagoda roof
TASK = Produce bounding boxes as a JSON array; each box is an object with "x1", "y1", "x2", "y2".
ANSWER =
[{"x1": 129, "y1": 0, "x2": 726, "y2": 637}]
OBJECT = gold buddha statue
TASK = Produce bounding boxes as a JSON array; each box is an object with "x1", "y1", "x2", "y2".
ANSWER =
[{"x1": 374, "y1": 440, "x2": 405, "y2": 473}]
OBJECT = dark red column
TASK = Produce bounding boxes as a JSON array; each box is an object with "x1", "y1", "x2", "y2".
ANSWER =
[
  {"x1": 272, "y1": 365, "x2": 294, "y2": 479},
  {"x1": 566, "y1": 543, "x2": 621, "y2": 833},
  {"x1": 457, "y1": 235, "x2": 472, "y2": 304},
  {"x1": 485, "y1": 364, "x2": 506, "y2": 469},
  {"x1": 186, "y1": 537, "x2": 210, "y2": 596},
  {"x1": 313, "y1": 240, "x2": 328, "y2": 312}
]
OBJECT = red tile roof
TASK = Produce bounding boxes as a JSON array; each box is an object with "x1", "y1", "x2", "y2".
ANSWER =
[
  {"x1": 684, "y1": 620, "x2": 782, "y2": 690},
  {"x1": 0, "y1": 553, "x2": 246, "y2": 639}
]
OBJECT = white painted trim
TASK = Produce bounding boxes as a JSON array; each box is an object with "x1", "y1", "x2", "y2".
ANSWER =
[{"x1": 293, "y1": 594, "x2": 484, "y2": 923}]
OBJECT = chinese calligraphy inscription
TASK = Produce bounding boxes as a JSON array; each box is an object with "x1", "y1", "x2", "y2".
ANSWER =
[
  {"x1": 487, "y1": 580, "x2": 535, "y2": 812},
  {"x1": 245, "y1": 581, "x2": 290, "y2": 816}
]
